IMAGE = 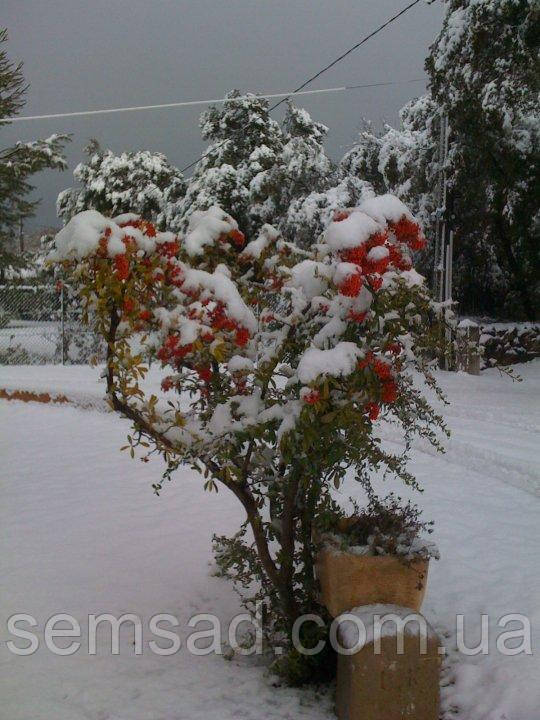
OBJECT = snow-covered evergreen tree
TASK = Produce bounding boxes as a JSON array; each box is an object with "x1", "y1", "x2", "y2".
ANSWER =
[
  {"x1": 166, "y1": 90, "x2": 284, "y2": 236},
  {"x1": 57, "y1": 140, "x2": 185, "y2": 228},
  {"x1": 265, "y1": 102, "x2": 368, "y2": 247},
  {"x1": 342, "y1": 0, "x2": 539, "y2": 319},
  {"x1": 173, "y1": 93, "x2": 372, "y2": 247},
  {"x1": 341, "y1": 99, "x2": 439, "y2": 231},
  {"x1": 266, "y1": 103, "x2": 333, "y2": 227},
  {"x1": 427, "y1": 0, "x2": 539, "y2": 319}
]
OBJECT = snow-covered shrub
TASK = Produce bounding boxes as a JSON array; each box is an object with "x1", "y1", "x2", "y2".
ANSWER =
[
  {"x1": 480, "y1": 323, "x2": 540, "y2": 368},
  {"x1": 50, "y1": 195, "x2": 446, "y2": 682},
  {"x1": 319, "y1": 493, "x2": 440, "y2": 563}
]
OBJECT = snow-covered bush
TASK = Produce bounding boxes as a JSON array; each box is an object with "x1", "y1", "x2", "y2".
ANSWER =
[
  {"x1": 319, "y1": 493, "x2": 440, "y2": 563},
  {"x1": 480, "y1": 323, "x2": 540, "y2": 368},
  {"x1": 50, "y1": 195, "x2": 446, "y2": 681}
]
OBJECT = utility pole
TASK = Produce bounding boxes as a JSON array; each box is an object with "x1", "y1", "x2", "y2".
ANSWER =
[
  {"x1": 433, "y1": 111, "x2": 454, "y2": 368},
  {"x1": 433, "y1": 111, "x2": 449, "y2": 304},
  {"x1": 61, "y1": 283, "x2": 66, "y2": 365}
]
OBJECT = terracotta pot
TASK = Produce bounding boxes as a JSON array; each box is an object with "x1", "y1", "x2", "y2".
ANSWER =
[{"x1": 315, "y1": 523, "x2": 429, "y2": 616}]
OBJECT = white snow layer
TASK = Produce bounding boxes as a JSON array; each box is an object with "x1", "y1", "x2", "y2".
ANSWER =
[
  {"x1": 50, "y1": 210, "x2": 125, "y2": 259},
  {"x1": 323, "y1": 210, "x2": 382, "y2": 251},
  {"x1": 1, "y1": 360, "x2": 540, "y2": 719},
  {"x1": 297, "y1": 342, "x2": 363, "y2": 384},
  {"x1": 359, "y1": 194, "x2": 415, "y2": 225},
  {"x1": 337, "y1": 603, "x2": 440, "y2": 650},
  {"x1": 184, "y1": 205, "x2": 239, "y2": 256}
]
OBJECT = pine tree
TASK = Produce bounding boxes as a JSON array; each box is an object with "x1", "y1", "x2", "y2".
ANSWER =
[
  {"x1": 273, "y1": 103, "x2": 332, "y2": 217},
  {"x1": 282, "y1": 104, "x2": 372, "y2": 247},
  {"x1": 341, "y1": 99, "x2": 439, "y2": 228},
  {"x1": 167, "y1": 90, "x2": 284, "y2": 236},
  {"x1": 0, "y1": 28, "x2": 68, "y2": 280},
  {"x1": 267, "y1": 102, "x2": 338, "y2": 245},
  {"x1": 57, "y1": 139, "x2": 185, "y2": 228}
]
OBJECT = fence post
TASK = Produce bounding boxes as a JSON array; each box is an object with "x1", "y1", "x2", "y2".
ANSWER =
[{"x1": 456, "y1": 320, "x2": 481, "y2": 375}]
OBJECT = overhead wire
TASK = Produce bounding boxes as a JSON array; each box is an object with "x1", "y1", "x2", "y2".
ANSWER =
[
  {"x1": 6, "y1": 78, "x2": 424, "y2": 124},
  {"x1": 180, "y1": 0, "x2": 424, "y2": 172}
]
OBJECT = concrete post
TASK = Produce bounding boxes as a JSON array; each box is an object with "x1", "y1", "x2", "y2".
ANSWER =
[
  {"x1": 456, "y1": 319, "x2": 481, "y2": 375},
  {"x1": 335, "y1": 605, "x2": 441, "y2": 720}
]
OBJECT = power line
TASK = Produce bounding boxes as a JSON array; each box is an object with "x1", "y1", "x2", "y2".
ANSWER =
[
  {"x1": 267, "y1": 0, "x2": 423, "y2": 113},
  {"x1": 7, "y1": 78, "x2": 424, "y2": 124},
  {"x1": 180, "y1": 0, "x2": 424, "y2": 172}
]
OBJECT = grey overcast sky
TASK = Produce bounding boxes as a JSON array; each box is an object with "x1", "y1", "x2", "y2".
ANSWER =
[{"x1": 3, "y1": 0, "x2": 445, "y2": 230}]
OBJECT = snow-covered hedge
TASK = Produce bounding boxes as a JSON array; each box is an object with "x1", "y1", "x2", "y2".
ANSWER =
[{"x1": 480, "y1": 324, "x2": 540, "y2": 368}]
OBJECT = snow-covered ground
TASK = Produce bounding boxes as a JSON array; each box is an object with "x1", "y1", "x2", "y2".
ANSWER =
[{"x1": 1, "y1": 362, "x2": 539, "y2": 719}]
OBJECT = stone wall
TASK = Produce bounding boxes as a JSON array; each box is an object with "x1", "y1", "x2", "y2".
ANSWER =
[{"x1": 480, "y1": 324, "x2": 540, "y2": 368}]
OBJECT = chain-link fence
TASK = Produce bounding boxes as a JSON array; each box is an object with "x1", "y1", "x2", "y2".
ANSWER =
[{"x1": 0, "y1": 284, "x2": 103, "y2": 365}]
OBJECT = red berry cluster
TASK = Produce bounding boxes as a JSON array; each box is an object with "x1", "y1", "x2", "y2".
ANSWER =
[
  {"x1": 335, "y1": 213, "x2": 425, "y2": 298},
  {"x1": 303, "y1": 390, "x2": 320, "y2": 405},
  {"x1": 157, "y1": 335, "x2": 193, "y2": 364},
  {"x1": 228, "y1": 229, "x2": 245, "y2": 248},
  {"x1": 158, "y1": 240, "x2": 180, "y2": 259},
  {"x1": 381, "y1": 380, "x2": 397, "y2": 404},
  {"x1": 365, "y1": 402, "x2": 380, "y2": 421},
  {"x1": 208, "y1": 303, "x2": 251, "y2": 347},
  {"x1": 339, "y1": 272, "x2": 363, "y2": 297},
  {"x1": 358, "y1": 353, "x2": 399, "y2": 414},
  {"x1": 114, "y1": 254, "x2": 130, "y2": 281},
  {"x1": 390, "y1": 217, "x2": 425, "y2": 249},
  {"x1": 195, "y1": 365, "x2": 213, "y2": 383},
  {"x1": 347, "y1": 310, "x2": 367, "y2": 324}
]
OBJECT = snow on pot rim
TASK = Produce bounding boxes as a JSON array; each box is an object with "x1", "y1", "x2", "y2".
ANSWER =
[{"x1": 316, "y1": 519, "x2": 440, "y2": 564}]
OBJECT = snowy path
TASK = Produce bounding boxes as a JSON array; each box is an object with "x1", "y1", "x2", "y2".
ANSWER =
[{"x1": 1, "y1": 362, "x2": 539, "y2": 719}]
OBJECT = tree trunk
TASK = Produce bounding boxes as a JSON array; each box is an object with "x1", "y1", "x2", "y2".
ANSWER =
[
  {"x1": 231, "y1": 482, "x2": 300, "y2": 630},
  {"x1": 300, "y1": 478, "x2": 319, "y2": 603}
]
